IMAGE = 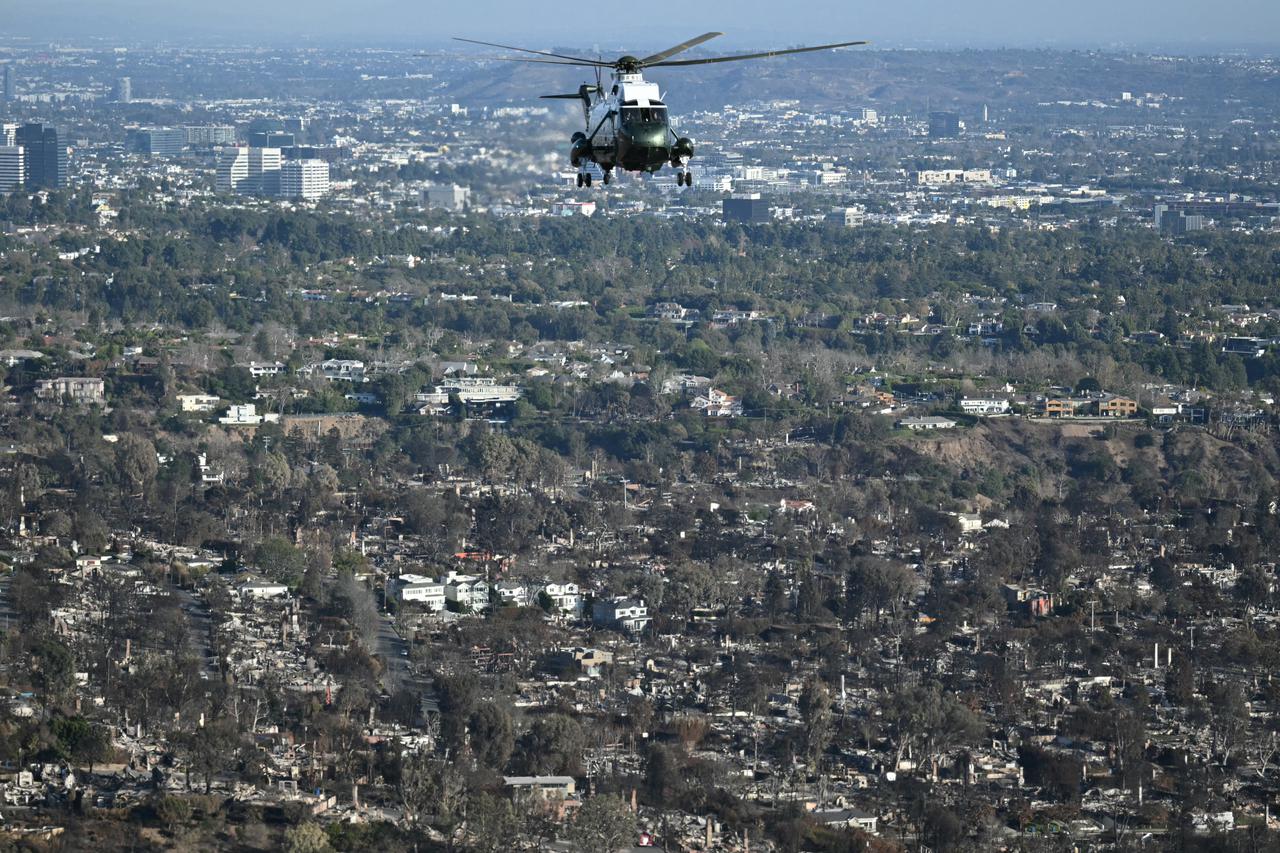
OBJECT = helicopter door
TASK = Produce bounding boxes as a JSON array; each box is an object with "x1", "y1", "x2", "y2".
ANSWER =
[{"x1": 588, "y1": 100, "x2": 617, "y2": 145}]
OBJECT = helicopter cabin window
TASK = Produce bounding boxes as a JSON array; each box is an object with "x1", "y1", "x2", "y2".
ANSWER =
[{"x1": 621, "y1": 102, "x2": 667, "y2": 123}]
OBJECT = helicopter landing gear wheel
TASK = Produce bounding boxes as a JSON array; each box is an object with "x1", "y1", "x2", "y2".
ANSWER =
[
  {"x1": 576, "y1": 172, "x2": 584, "y2": 188},
  {"x1": 603, "y1": 170, "x2": 611, "y2": 185},
  {"x1": 585, "y1": 172, "x2": 593, "y2": 187}
]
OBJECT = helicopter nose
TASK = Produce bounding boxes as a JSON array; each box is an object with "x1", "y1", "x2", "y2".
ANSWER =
[{"x1": 622, "y1": 125, "x2": 668, "y2": 149}]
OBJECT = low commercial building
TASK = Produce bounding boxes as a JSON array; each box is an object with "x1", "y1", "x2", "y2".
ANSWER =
[
  {"x1": 236, "y1": 577, "x2": 290, "y2": 599},
  {"x1": 503, "y1": 775, "x2": 576, "y2": 803},
  {"x1": 897, "y1": 416, "x2": 956, "y2": 431}
]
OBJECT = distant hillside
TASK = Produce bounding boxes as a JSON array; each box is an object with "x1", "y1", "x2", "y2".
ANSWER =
[{"x1": 438, "y1": 49, "x2": 1280, "y2": 117}]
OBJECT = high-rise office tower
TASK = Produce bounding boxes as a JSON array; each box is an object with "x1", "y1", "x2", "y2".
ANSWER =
[
  {"x1": 280, "y1": 159, "x2": 329, "y2": 199},
  {"x1": 184, "y1": 125, "x2": 236, "y2": 147},
  {"x1": 135, "y1": 127, "x2": 185, "y2": 157},
  {"x1": 248, "y1": 131, "x2": 294, "y2": 148},
  {"x1": 216, "y1": 146, "x2": 249, "y2": 192},
  {"x1": 928, "y1": 111, "x2": 962, "y2": 139},
  {"x1": 247, "y1": 147, "x2": 282, "y2": 195},
  {"x1": 15, "y1": 124, "x2": 67, "y2": 189},
  {"x1": 424, "y1": 184, "x2": 471, "y2": 211},
  {"x1": 722, "y1": 194, "x2": 771, "y2": 224},
  {"x1": 113, "y1": 77, "x2": 132, "y2": 103},
  {"x1": 1, "y1": 124, "x2": 16, "y2": 147},
  {"x1": 0, "y1": 146, "x2": 24, "y2": 192},
  {"x1": 2, "y1": 65, "x2": 14, "y2": 104}
]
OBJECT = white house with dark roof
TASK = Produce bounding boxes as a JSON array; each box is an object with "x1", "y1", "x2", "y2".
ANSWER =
[{"x1": 592, "y1": 597, "x2": 650, "y2": 633}]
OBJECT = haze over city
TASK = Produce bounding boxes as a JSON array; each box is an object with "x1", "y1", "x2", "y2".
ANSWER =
[{"x1": 5, "y1": 0, "x2": 1280, "y2": 49}]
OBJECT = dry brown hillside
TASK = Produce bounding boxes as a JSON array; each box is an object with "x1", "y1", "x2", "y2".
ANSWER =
[{"x1": 903, "y1": 419, "x2": 1278, "y2": 507}]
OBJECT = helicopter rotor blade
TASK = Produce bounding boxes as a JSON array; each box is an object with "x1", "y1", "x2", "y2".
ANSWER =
[
  {"x1": 483, "y1": 56, "x2": 613, "y2": 67},
  {"x1": 452, "y1": 37, "x2": 609, "y2": 66},
  {"x1": 637, "y1": 32, "x2": 724, "y2": 66},
  {"x1": 649, "y1": 39, "x2": 869, "y2": 67}
]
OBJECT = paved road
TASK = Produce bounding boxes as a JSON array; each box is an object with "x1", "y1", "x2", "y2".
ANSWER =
[
  {"x1": 375, "y1": 613, "x2": 412, "y2": 691},
  {"x1": 174, "y1": 588, "x2": 219, "y2": 676}
]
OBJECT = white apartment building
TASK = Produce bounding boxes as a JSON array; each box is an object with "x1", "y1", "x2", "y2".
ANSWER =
[
  {"x1": 178, "y1": 393, "x2": 221, "y2": 413},
  {"x1": 913, "y1": 169, "x2": 994, "y2": 186},
  {"x1": 184, "y1": 125, "x2": 236, "y2": 146},
  {"x1": 35, "y1": 377, "x2": 105, "y2": 405}
]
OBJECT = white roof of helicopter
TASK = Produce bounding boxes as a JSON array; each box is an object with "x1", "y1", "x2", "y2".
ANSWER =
[{"x1": 613, "y1": 74, "x2": 663, "y2": 106}]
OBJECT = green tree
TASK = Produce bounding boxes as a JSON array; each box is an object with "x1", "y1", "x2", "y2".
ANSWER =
[
  {"x1": 799, "y1": 678, "x2": 834, "y2": 765},
  {"x1": 52, "y1": 716, "x2": 112, "y2": 773},
  {"x1": 514, "y1": 714, "x2": 584, "y2": 776},
  {"x1": 469, "y1": 702, "x2": 515, "y2": 770},
  {"x1": 154, "y1": 795, "x2": 192, "y2": 834},
  {"x1": 468, "y1": 793, "x2": 521, "y2": 853},
  {"x1": 567, "y1": 795, "x2": 637, "y2": 853},
  {"x1": 285, "y1": 822, "x2": 333, "y2": 853}
]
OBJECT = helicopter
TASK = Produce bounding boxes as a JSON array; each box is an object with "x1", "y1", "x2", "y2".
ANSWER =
[{"x1": 454, "y1": 32, "x2": 868, "y2": 187}]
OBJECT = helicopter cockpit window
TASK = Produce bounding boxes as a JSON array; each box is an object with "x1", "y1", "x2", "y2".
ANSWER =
[{"x1": 621, "y1": 104, "x2": 668, "y2": 123}]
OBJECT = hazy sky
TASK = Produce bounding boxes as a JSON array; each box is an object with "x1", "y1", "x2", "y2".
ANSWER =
[{"x1": 5, "y1": 0, "x2": 1280, "y2": 50}]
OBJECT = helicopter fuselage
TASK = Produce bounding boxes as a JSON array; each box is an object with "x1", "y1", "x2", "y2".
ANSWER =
[
  {"x1": 462, "y1": 32, "x2": 866, "y2": 186},
  {"x1": 571, "y1": 70, "x2": 693, "y2": 176}
]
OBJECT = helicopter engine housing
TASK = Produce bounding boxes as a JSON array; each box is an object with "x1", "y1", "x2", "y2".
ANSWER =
[{"x1": 569, "y1": 132, "x2": 591, "y2": 167}]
